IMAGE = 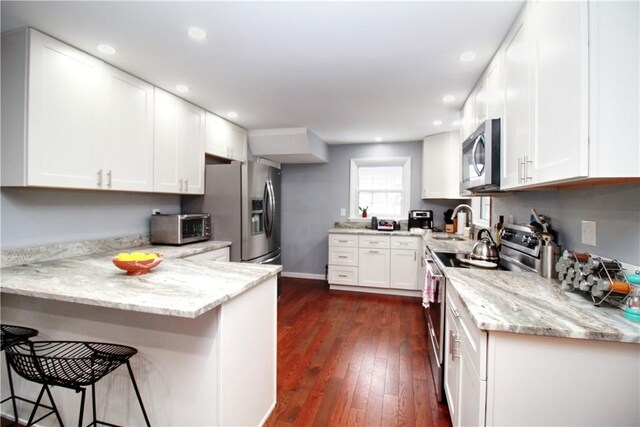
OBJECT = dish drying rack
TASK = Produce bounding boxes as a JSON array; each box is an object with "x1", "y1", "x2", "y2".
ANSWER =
[{"x1": 555, "y1": 250, "x2": 632, "y2": 308}]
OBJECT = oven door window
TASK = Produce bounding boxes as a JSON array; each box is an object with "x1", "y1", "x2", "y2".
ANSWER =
[{"x1": 181, "y1": 218, "x2": 204, "y2": 239}]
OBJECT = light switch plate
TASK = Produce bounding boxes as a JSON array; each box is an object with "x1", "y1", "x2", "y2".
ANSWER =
[
  {"x1": 581, "y1": 220, "x2": 596, "y2": 246},
  {"x1": 340, "y1": 208, "x2": 346, "y2": 217}
]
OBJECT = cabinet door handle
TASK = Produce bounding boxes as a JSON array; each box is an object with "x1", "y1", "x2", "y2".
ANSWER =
[
  {"x1": 97, "y1": 169, "x2": 103, "y2": 187},
  {"x1": 452, "y1": 307, "x2": 461, "y2": 319},
  {"x1": 338, "y1": 240, "x2": 348, "y2": 243},
  {"x1": 179, "y1": 179, "x2": 183, "y2": 192},
  {"x1": 525, "y1": 156, "x2": 533, "y2": 181},
  {"x1": 106, "y1": 170, "x2": 112, "y2": 188},
  {"x1": 414, "y1": 252, "x2": 417, "y2": 261},
  {"x1": 338, "y1": 256, "x2": 348, "y2": 259},
  {"x1": 338, "y1": 274, "x2": 348, "y2": 278},
  {"x1": 369, "y1": 250, "x2": 379, "y2": 254},
  {"x1": 184, "y1": 179, "x2": 189, "y2": 192},
  {"x1": 519, "y1": 157, "x2": 526, "y2": 183}
]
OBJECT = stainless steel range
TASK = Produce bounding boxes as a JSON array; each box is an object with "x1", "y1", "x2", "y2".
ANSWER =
[{"x1": 424, "y1": 223, "x2": 546, "y2": 403}]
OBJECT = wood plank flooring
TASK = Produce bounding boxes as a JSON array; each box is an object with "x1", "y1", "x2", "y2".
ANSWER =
[{"x1": 265, "y1": 277, "x2": 451, "y2": 427}]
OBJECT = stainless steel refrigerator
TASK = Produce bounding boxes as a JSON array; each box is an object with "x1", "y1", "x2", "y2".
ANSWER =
[{"x1": 182, "y1": 161, "x2": 281, "y2": 267}]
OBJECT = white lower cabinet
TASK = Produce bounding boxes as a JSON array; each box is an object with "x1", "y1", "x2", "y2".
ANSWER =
[
  {"x1": 328, "y1": 233, "x2": 420, "y2": 293},
  {"x1": 444, "y1": 284, "x2": 639, "y2": 427},
  {"x1": 358, "y1": 248, "x2": 390, "y2": 288},
  {"x1": 183, "y1": 247, "x2": 230, "y2": 262}
]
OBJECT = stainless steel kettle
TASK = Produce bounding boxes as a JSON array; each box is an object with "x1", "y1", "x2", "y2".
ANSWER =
[{"x1": 471, "y1": 229, "x2": 500, "y2": 263}]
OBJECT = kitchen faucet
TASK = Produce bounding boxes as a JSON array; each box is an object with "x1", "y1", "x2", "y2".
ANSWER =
[{"x1": 452, "y1": 204, "x2": 474, "y2": 238}]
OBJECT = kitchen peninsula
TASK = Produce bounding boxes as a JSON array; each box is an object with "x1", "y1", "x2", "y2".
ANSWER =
[{"x1": 1, "y1": 238, "x2": 279, "y2": 426}]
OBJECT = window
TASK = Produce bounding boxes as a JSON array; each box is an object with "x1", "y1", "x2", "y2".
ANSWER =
[
  {"x1": 349, "y1": 157, "x2": 411, "y2": 219},
  {"x1": 471, "y1": 196, "x2": 492, "y2": 227}
]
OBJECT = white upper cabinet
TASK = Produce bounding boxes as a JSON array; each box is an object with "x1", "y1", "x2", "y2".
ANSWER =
[
  {"x1": 18, "y1": 29, "x2": 104, "y2": 189},
  {"x1": 100, "y1": 65, "x2": 154, "y2": 191},
  {"x1": 501, "y1": 7, "x2": 532, "y2": 190},
  {"x1": 205, "y1": 112, "x2": 248, "y2": 162},
  {"x1": 422, "y1": 131, "x2": 461, "y2": 199},
  {"x1": 153, "y1": 88, "x2": 205, "y2": 194},
  {"x1": 2, "y1": 29, "x2": 154, "y2": 192},
  {"x1": 486, "y1": 0, "x2": 639, "y2": 190},
  {"x1": 530, "y1": 0, "x2": 588, "y2": 184},
  {"x1": 461, "y1": 91, "x2": 476, "y2": 141}
]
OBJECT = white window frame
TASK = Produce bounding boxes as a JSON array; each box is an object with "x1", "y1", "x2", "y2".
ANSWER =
[
  {"x1": 349, "y1": 157, "x2": 411, "y2": 220},
  {"x1": 471, "y1": 196, "x2": 492, "y2": 228}
]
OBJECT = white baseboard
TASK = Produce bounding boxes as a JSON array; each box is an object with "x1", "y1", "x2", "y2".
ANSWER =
[
  {"x1": 281, "y1": 271, "x2": 326, "y2": 281},
  {"x1": 329, "y1": 284, "x2": 421, "y2": 298}
]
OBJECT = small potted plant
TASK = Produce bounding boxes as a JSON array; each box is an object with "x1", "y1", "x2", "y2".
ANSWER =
[{"x1": 359, "y1": 206, "x2": 369, "y2": 218}]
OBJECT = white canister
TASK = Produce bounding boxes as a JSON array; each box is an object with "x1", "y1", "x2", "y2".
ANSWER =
[{"x1": 457, "y1": 212, "x2": 467, "y2": 235}]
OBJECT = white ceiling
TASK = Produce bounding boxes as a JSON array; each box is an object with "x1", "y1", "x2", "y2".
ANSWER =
[{"x1": 1, "y1": 1, "x2": 523, "y2": 144}]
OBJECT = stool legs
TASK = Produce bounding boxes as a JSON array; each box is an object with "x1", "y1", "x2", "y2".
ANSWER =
[
  {"x1": 25, "y1": 384, "x2": 64, "y2": 427},
  {"x1": 5, "y1": 353, "x2": 19, "y2": 423},
  {"x1": 126, "y1": 361, "x2": 151, "y2": 427}
]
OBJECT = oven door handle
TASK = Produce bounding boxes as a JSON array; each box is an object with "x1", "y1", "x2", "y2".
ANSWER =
[{"x1": 426, "y1": 259, "x2": 444, "y2": 280}]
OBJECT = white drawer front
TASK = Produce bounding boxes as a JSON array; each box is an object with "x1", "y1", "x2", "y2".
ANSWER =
[
  {"x1": 391, "y1": 236, "x2": 420, "y2": 250},
  {"x1": 329, "y1": 234, "x2": 358, "y2": 248},
  {"x1": 329, "y1": 265, "x2": 358, "y2": 286},
  {"x1": 359, "y1": 235, "x2": 391, "y2": 249},
  {"x1": 328, "y1": 247, "x2": 358, "y2": 266}
]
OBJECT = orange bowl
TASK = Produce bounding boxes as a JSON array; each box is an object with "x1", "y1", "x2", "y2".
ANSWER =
[{"x1": 112, "y1": 254, "x2": 163, "y2": 276}]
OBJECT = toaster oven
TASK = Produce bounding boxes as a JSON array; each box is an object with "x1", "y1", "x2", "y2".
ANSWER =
[{"x1": 150, "y1": 214, "x2": 211, "y2": 245}]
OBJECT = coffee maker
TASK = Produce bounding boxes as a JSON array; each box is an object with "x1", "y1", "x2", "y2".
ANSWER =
[{"x1": 409, "y1": 210, "x2": 433, "y2": 229}]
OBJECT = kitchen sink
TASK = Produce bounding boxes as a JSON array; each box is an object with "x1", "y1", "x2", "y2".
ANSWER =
[{"x1": 431, "y1": 236, "x2": 465, "y2": 241}]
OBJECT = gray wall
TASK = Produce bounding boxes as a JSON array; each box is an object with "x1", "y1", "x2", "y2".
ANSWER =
[
  {"x1": 281, "y1": 141, "x2": 464, "y2": 275},
  {"x1": 492, "y1": 183, "x2": 640, "y2": 266},
  {"x1": 1, "y1": 188, "x2": 180, "y2": 249}
]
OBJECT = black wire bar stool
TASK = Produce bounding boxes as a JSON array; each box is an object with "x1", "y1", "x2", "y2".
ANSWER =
[
  {"x1": 5, "y1": 341, "x2": 151, "y2": 427},
  {"x1": 0, "y1": 324, "x2": 54, "y2": 425}
]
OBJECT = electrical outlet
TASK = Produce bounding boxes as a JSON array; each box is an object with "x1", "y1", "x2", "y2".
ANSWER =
[
  {"x1": 581, "y1": 220, "x2": 596, "y2": 246},
  {"x1": 152, "y1": 209, "x2": 160, "y2": 215},
  {"x1": 340, "y1": 208, "x2": 346, "y2": 217}
]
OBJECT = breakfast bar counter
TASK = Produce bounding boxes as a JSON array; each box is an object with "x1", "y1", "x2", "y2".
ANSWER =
[{"x1": 1, "y1": 237, "x2": 279, "y2": 426}]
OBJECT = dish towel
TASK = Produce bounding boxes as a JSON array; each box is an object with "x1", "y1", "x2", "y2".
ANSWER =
[{"x1": 422, "y1": 268, "x2": 435, "y2": 308}]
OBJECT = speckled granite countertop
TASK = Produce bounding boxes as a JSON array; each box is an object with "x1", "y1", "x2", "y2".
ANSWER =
[
  {"x1": 328, "y1": 228, "x2": 425, "y2": 237},
  {"x1": 423, "y1": 232, "x2": 476, "y2": 253},
  {"x1": 431, "y1": 255, "x2": 640, "y2": 344},
  {"x1": 1, "y1": 240, "x2": 280, "y2": 319}
]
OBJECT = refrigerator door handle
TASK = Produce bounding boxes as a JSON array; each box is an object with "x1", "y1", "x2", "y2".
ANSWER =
[
  {"x1": 268, "y1": 179, "x2": 276, "y2": 237},
  {"x1": 263, "y1": 181, "x2": 272, "y2": 239}
]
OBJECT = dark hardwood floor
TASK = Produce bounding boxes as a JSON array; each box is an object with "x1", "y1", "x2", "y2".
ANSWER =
[
  {"x1": 266, "y1": 277, "x2": 451, "y2": 427},
  {"x1": 2, "y1": 277, "x2": 451, "y2": 427}
]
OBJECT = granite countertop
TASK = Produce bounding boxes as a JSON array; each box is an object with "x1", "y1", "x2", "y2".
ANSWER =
[
  {"x1": 328, "y1": 228, "x2": 425, "y2": 237},
  {"x1": 1, "y1": 240, "x2": 280, "y2": 319},
  {"x1": 435, "y1": 259, "x2": 640, "y2": 344},
  {"x1": 423, "y1": 232, "x2": 476, "y2": 253}
]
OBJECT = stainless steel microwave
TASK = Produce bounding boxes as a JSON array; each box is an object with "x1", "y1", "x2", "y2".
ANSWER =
[
  {"x1": 150, "y1": 213, "x2": 211, "y2": 245},
  {"x1": 460, "y1": 118, "x2": 501, "y2": 194}
]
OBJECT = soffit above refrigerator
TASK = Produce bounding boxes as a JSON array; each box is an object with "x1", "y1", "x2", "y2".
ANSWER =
[{"x1": 248, "y1": 127, "x2": 329, "y2": 164}]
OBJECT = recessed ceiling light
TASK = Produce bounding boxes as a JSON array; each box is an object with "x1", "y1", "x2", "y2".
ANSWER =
[
  {"x1": 442, "y1": 95, "x2": 455, "y2": 103},
  {"x1": 97, "y1": 44, "x2": 116, "y2": 55},
  {"x1": 188, "y1": 27, "x2": 207, "y2": 40},
  {"x1": 227, "y1": 111, "x2": 238, "y2": 119},
  {"x1": 459, "y1": 51, "x2": 476, "y2": 62},
  {"x1": 374, "y1": 137, "x2": 383, "y2": 142},
  {"x1": 433, "y1": 120, "x2": 443, "y2": 126},
  {"x1": 176, "y1": 85, "x2": 190, "y2": 93},
  {"x1": 452, "y1": 120, "x2": 462, "y2": 126}
]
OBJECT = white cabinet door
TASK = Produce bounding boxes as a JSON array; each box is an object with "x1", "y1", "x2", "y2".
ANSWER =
[
  {"x1": 486, "y1": 50, "x2": 505, "y2": 122},
  {"x1": 181, "y1": 101, "x2": 205, "y2": 194},
  {"x1": 389, "y1": 249, "x2": 419, "y2": 290},
  {"x1": 101, "y1": 65, "x2": 154, "y2": 191},
  {"x1": 153, "y1": 88, "x2": 205, "y2": 194},
  {"x1": 501, "y1": 8, "x2": 532, "y2": 190},
  {"x1": 474, "y1": 79, "x2": 488, "y2": 126},
  {"x1": 205, "y1": 112, "x2": 247, "y2": 162},
  {"x1": 228, "y1": 122, "x2": 248, "y2": 162},
  {"x1": 358, "y1": 248, "x2": 390, "y2": 288},
  {"x1": 27, "y1": 29, "x2": 104, "y2": 189},
  {"x1": 530, "y1": 0, "x2": 588, "y2": 184},
  {"x1": 461, "y1": 94, "x2": 475, "y2": 141},
  {"x1": 458, "y1": 339, "x2": 487, "y2": 427},
  {"x1": 446, "y1": 131, "x2": 462, "y2": 198},
  {"x1": 444, "y1": 302, "x2": 461, "y2": 426},
  {"x1": 422, "y1": 133, "x2": 448, "y2": 198}
]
